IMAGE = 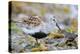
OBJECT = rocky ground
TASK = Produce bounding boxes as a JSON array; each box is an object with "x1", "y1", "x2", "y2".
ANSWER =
[
  {"x1": 10, "y1": 30, "x2": 78, "y2": 53},
  {"x1": 9, "y1": 1, "x2": 78, "y2": 53}
]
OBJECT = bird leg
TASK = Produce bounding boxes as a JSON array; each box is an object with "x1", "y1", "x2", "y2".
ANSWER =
[
  {"x1": 35, "y1": 38, "x2": 40, "y2": 47},
  {"x1": 36, "y1": 38, "x2": 38, "y2": 45}
]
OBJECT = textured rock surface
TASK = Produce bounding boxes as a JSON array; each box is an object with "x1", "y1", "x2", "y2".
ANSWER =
[{"x1": 9, "y1": 2, "x2": 78, "y2": 53}]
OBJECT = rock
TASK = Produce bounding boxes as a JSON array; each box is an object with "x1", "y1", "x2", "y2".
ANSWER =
[{"x1": 48, "y1": 32, "x2": 64, "y2": 39}]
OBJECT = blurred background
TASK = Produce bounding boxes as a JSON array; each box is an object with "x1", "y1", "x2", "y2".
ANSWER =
[{"x1": 10, "y1": 1, "x2": 78, "y2": 53}]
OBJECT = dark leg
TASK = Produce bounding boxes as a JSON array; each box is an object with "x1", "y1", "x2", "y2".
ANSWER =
[
  {"x1": 35, "y1": 38, "x2": 41, "y2": 47},
  {"x1": 36, "y1": 38, "x2": 38, "y2": 45}
]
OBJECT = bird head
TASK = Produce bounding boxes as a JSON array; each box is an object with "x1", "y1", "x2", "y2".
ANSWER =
[{"x1": 44, "y1": 13, "x2": 56, "y2": 23}]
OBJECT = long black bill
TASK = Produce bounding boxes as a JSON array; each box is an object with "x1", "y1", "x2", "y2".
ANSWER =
[{"x1": 53, "y1": 17, "x2": 61, "y2": 31}]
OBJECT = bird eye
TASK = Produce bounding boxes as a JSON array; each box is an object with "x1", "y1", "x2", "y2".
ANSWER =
[
  {"x1": 53, "y1": 18, "x2": 55, "y2": 21},
  {"x1": 52, "y1": 16, "x2": 56, "y2": 21}
]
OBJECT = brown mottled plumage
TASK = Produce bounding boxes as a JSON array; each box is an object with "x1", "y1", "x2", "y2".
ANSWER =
[
  {"x1": 21, "y1": 16, "x2": 49, "y2": 44},
  {"x1": 22, "y1": 16, "x2": 42, "y2": 27}
]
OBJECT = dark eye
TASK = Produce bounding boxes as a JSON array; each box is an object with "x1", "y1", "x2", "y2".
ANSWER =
[
  {"x1": 53, "y1": 18, "x2": 55, "y2": 21},
  {"x1": 53, "y1": 16, "x2": 56, "y2": 21}
]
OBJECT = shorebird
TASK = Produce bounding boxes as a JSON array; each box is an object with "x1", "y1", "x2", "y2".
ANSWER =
[
  {"x1": 14, "y1": 14, "x2": 58, "y2": 45},
  {"x1": 13, "y1": 14, "x2": 77, "y2": 47}
]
